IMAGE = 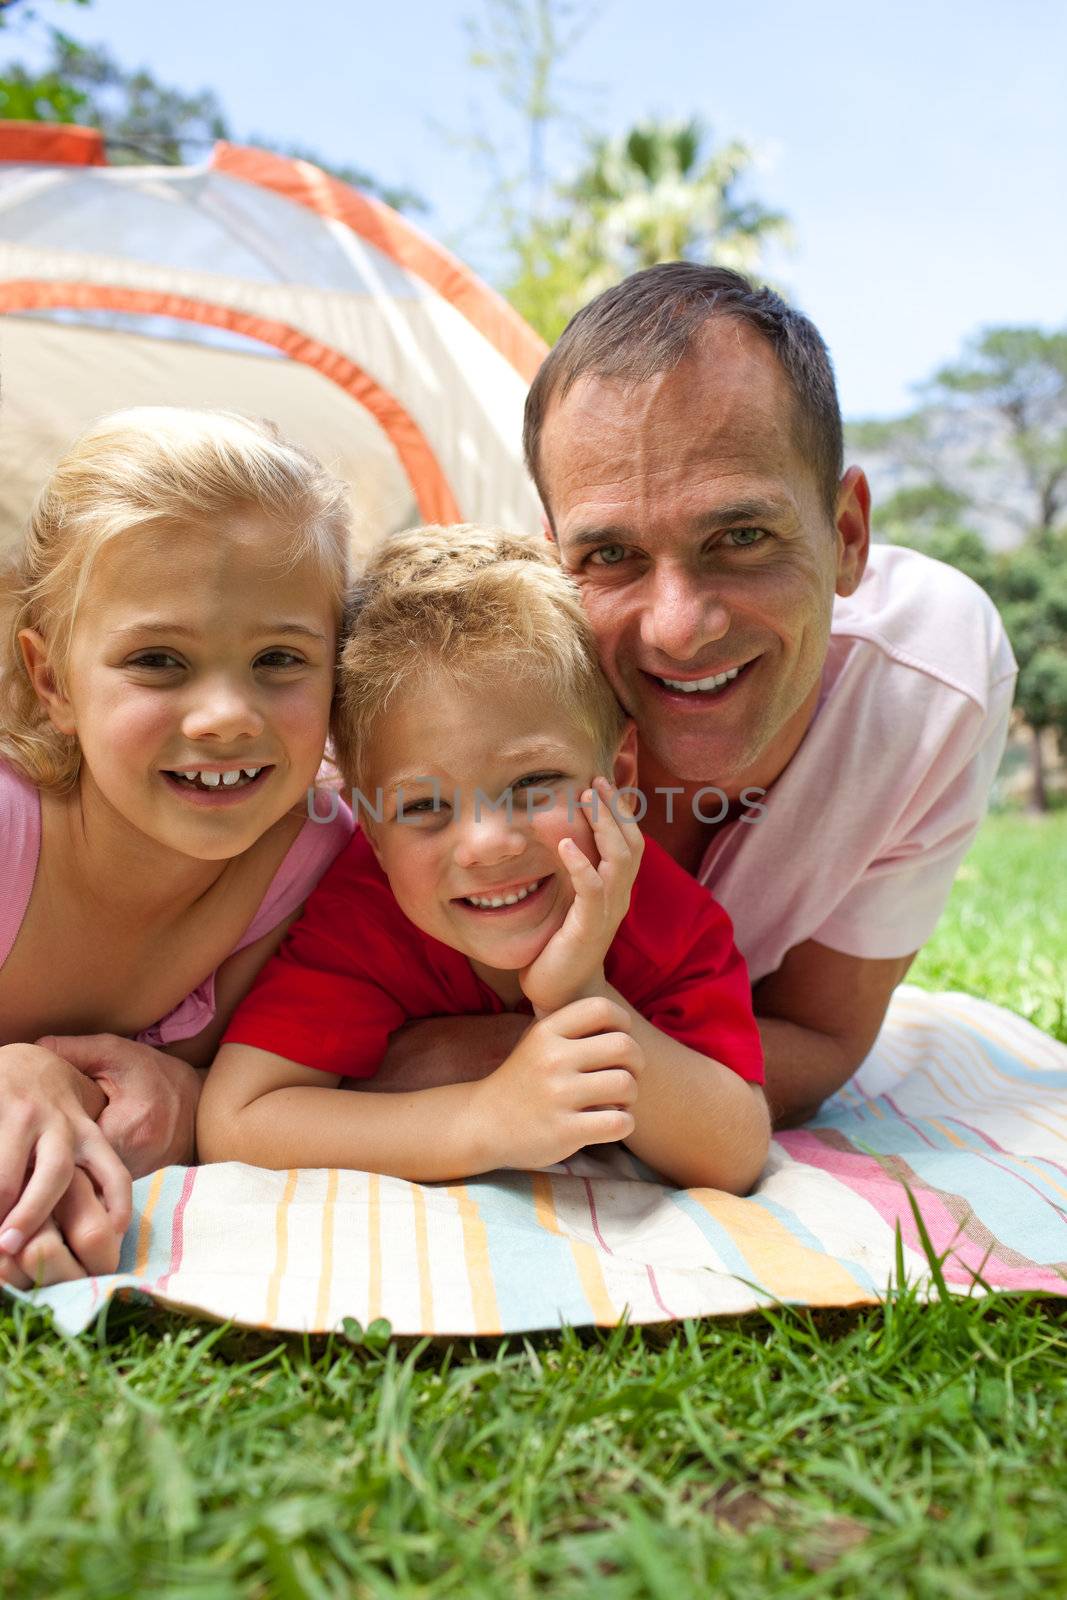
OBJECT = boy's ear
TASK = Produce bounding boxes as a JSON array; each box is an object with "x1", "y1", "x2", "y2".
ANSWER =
[
  {"x1": 611, "y1": 719, "x2": 639, "y2": 794},
  {"x1": 18, "y1": 629, "x2": 77, "y2": 734}
]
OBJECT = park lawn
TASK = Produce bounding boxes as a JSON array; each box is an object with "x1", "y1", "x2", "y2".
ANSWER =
[{"x1": 1, "y1": 813, "x2": 1065, "y2": 1598}]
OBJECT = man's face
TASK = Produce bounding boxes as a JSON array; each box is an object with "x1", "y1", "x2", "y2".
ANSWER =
[{"x1": 538, "y1": 320, "x2": 868, "y2": 795}]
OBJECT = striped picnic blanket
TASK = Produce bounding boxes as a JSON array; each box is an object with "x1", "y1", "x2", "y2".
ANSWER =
[{"x1": 10, "y1": 985, "x2": 1067, "y2": 1336}]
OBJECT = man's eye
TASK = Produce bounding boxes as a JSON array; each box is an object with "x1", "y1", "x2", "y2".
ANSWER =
[
  {"x1": 588, "y1": 544, "x2": 628, "y2": 566},
  {"x1": 727, "y1": 527, "x2": 767, "y2": 548}
]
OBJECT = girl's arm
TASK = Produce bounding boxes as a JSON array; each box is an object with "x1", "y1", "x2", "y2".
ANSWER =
[{"x1": 596, "y1": 982, "x2": 770, "y2": 1195}]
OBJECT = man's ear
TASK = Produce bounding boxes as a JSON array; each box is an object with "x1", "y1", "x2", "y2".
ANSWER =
[
  {"x1": 18, "y1": 628, "x2": 77, "y2": 734},
  {"x1": 611, "y1": 719, "x2": 639, "y2": 793},
  {"x1": 834, "y1": 466, "x2": 871, "y2": 598}
]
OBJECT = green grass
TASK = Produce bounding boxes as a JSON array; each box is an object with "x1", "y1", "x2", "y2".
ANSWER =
[{"x1": 2, "y1": 812, "x2": 1066, "y2": 1598}]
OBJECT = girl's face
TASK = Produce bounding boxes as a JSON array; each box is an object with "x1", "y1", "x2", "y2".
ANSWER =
[{"x1": 31, "y1": 512, "x2": 337, "y2": 861}]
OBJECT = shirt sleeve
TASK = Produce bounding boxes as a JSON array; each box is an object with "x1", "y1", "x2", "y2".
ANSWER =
[
  {"x1": 811, "y1": 670, "x2": 1015, "y2": 961},
  {"x1": 613, "y1": 846, "x2": 765, "y2": 1084},
  {"x1": 222, "y1": 842, "x2": 410, "y2": 1077}
]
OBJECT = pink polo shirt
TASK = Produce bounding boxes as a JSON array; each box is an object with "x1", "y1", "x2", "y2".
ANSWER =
[
  {"x1": 0, "y1": 760, "x2": 353, "y2": 1044},
  {"x1": 697, "y1": 545, "x2": 1017, "y2": 981}
]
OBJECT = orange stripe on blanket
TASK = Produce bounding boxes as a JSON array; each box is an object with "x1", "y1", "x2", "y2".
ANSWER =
[
  {"x1": 411, "y1": 1185, "x2": 434, "y2": 1333},
  {"x1": 532, "y1": 1173, "x2": 617, "y2": 1325},
  {"x1": 690, "y1": 1190, "x2": 872, "y2": 1306},
  {"x1": 367, "y1": 1173, "x2": 382, "y2": 1324},
  {"x1": 313, "y1": 1168, "x2": 339, "y2": 1330},
  {"x1": 133, "y1": 1168, "x2": 167, "y2": 1276},
  {"x1": 265, "y1": 1169, "x2": 299, "y2": 1325},
  {"x1": 447, "y1": 1184, "x2": 501, "y2": 1334}
]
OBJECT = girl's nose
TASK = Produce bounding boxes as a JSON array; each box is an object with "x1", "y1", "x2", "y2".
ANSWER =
[{"x1": 181, "y1": 678, "x2": 265, "y2": 744}]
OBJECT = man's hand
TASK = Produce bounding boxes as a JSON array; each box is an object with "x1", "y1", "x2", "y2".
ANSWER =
[
  {"x1": 37, "y1": 1034, "x2": 203, "y2": 1177},
  {"x1": 520, "y1": 779, "x2": 643, "y2": 1015},
  {"x1": 0, "y1": 1169, "x2": 128, "y2": 1289},
  {"x1": 0, "y1": 1042, "x2": 129, "y2": 1257},
  {"x1": 471, "y1": 996, "x2": 643, "y2": 1170},
  {"x1": 371, "y1": 1012, "x2": 529, "y2": 1093}
]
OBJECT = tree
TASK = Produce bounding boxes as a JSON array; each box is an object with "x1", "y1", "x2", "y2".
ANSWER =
[
  {"x1": 855, "y1": 326, "x2": 1067, "y2": 811},
  {"x1": 507, "y1": 115, "x2": 790, "y2": 341},
  {"x1": 1, "y1": 8, "x2": 423, "y2": 210}
]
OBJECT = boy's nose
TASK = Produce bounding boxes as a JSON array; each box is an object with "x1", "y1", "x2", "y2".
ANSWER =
[{"x1": 452, "y1": 801, "x2": 527, "y2": 870}]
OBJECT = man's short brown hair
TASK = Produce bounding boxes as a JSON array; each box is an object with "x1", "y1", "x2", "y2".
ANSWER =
[{"x1": 523, "y1": 262, "x2": 844, "y2": 519}]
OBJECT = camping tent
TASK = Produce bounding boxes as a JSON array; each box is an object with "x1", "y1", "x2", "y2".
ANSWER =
[{"x1": 0, "y1": 123, "x2": 547, "y2": 557}]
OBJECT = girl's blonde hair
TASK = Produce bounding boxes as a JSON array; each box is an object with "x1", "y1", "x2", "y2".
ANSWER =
[
  {"x1": 0, "y1": 407, "x2": 353, "y2": 791},
  {"x1": 337, "y1": 524, "x2": 625, "y2": 790}
]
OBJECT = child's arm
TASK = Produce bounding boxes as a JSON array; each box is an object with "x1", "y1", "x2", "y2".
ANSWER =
[
  {"x1": 196, "y1": 996, "x2": 643, "y2": 1180},
  {"x1": 585, "y1": 983, "x2": 769, "y2": 1193},
  {"x1": 519, "y1": 784, "x2": 769, "y2": 1194}
]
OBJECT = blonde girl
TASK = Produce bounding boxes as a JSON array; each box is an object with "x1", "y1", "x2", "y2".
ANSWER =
[{"x1": 0, "y1": 408, "x2": 353, "y2": 1288}]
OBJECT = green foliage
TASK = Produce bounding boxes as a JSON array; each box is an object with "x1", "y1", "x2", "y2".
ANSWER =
[{"x1": 0, "y1": 6, "x2": 424, "y2": 209}]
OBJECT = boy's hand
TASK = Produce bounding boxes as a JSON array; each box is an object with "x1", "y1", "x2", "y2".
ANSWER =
[
  {"x1": 520, "y1": 778, "x2": 644, "y2": 1015},
  {"x1": 470, "y1": 995, "x2": 643, "y2": 1171}
]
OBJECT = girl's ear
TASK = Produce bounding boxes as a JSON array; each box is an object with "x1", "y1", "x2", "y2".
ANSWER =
[
  {"x1": 18, "y1": 629, "x2": 77, "y2": 734},
  {"x1": 611, "y1": 719, "x2": 639, "y2": 794}
]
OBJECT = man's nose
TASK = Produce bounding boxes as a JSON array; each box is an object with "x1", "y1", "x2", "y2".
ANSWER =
[
  {"x1": 181, "y1": 677, "x2": 265, "y2": 743},
  {"x1": 640, "y1": 568, "x2": 730, "y2": 662},
  {"x1": 452, "y1": 799, "x2": 528, "y2": 870}
]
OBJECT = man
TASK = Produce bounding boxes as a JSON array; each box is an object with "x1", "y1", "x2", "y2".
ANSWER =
[{"x1": 43, "y1": 264, "x2": 1016, "y2": 1144}]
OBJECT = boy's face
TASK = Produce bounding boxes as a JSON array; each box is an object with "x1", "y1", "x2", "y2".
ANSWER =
[{"x1": 363, "y1": 673, "x2": 632, "y2": 980}]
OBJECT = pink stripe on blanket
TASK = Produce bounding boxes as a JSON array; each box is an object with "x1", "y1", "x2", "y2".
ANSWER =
[
  {"x1": 156, "y1": 1168, "x2": 197, "y2": 1295},
  {"x1": 779, "y1": 1130, "x2": 1067, "y2": 1292}
]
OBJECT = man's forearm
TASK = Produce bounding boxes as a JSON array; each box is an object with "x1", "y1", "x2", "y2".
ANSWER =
[
  {"x1": 368, "y1": 1013, "x2": 529, "y2": 1093},
  {"x1": 758, "y1": 1016, "x2": 858, "y2": 1129}
]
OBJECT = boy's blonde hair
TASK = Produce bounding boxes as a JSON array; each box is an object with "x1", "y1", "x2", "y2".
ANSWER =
[
  {"x1": 0, "y1": 406, "x2": 352, "y2": 791},
  {"x1": 337, "y1": 524, "x2": 626, "y2": 790}
]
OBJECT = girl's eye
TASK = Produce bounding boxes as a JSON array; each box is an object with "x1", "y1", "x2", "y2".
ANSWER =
[
  {"x1": 127, "y1": 652, "x2": 183, "y2": 671},
  {"x1": 588, "y1": 544, "x2": 628, "y2": 567},
  {"x1": 727, "y1": 527, "x2": 767, "y2": 548},
  {"x1": 256, "y1": 650, "x2": 305, "y2": 670}
]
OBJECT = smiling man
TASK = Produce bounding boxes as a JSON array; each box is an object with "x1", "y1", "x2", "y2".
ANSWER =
[{"x1": 520, "y1": 263, "x2": 1016, "y2": 1123}]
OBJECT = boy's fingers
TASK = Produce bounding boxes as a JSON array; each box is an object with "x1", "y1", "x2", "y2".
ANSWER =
[
  {"x1": 0, "y1": 1252, "x2": 32, "y2": 1291},
  {"x1": 572, "y1": 1107, "x2": 635, "y2": 1146},
  {"x1": 544, "y1": 996, "x2": 632, "y2": 1039},
  {"x1": 569, "y1": 1067, "x2": 639, "y2": 1109},
  {"x1": 0, "y1": 1132, "x2": 74, "y2": 1255}
]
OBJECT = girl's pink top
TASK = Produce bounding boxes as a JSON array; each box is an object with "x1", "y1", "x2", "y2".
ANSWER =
[{"x1": 0, "y1": 760, "x2": 352, "y2": 1046}]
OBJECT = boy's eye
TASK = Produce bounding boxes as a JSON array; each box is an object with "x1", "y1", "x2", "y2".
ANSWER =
[
  {"x1": 397, "y1": 796, "x2": 448, "y2": 820},
  {"x1": 512, "y1": 771, "x2": 564, "y2": 791}
]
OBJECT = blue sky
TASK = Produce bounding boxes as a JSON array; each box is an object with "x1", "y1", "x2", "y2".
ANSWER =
[{"x1": 11, "y1": 0, "x2": 1066, "y2": 418}]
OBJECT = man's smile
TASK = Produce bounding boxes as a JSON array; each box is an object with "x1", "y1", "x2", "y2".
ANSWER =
[{"x1": 640, "y1": 656, "x2": 759, "y2": 706}]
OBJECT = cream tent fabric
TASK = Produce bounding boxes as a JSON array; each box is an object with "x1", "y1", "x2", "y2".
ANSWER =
[{"x1": 0, "y1": 124, "x2": 547, "y2": 558}]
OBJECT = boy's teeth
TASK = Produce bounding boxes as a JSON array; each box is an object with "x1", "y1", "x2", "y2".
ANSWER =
[
  {"x1": 466, "y1": 879, "x2": 540, "y2": 908},
  {"x1": 243, "y1": 768, "x2": 262, "y2": 779},
  {"x1": 221, "y1": 771, "x2": 241, "y2": 786},
  {"x1": 200, "y1": 771, "x2": 221, "y2": 787},
  {"x1": 660, "y1": 665, "x2": 741, "y2": 694},
  {"x1": 173, "y1": 767, "x2": 263, "y2": 789}
]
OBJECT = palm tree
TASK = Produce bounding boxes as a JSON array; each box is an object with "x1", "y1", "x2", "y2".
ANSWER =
[{"x1": 507, "y1": 117, "x2": 791, "y2": 340}]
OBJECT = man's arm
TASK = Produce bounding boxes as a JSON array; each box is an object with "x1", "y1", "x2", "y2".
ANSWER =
[{"x1": 753, "y1": 940, "x2": 915, "y2": 1128}]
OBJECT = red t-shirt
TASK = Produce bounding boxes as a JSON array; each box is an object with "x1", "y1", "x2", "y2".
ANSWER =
[{"x1": 224, "y1": 829, "x2": 764, "y2": 1084}]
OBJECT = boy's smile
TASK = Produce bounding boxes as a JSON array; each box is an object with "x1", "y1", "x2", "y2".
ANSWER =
[{"x1": 363, "y1": 674, "x2": 623, "y2": 993}]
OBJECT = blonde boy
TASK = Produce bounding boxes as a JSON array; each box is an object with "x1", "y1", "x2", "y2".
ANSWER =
[{"x1": 198, "y1": 528, "x2": 769, "y2": 1192}]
